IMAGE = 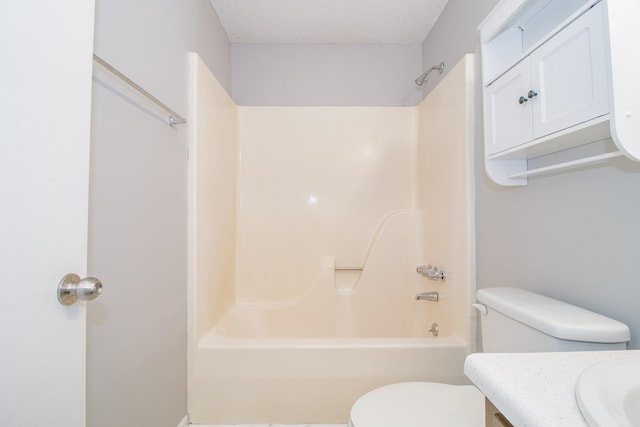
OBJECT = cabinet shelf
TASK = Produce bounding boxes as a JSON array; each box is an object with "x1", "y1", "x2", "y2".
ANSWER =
[
  {"x1": 487, "y1": 115, "x2": 610, "y2": 161},
  {"x1": 481, "y1": 0, "x2": 597, "y2": 87},
  {"x1": 479, "y1": 0, "x2": 640, "y2": 186}
]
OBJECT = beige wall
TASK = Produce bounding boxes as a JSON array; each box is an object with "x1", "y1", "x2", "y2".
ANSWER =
[
  {"x1": 188, "y1": 53, "x2": 237, "y2": 343},
  {"x1": 93, "y1": 0, "x2": 232, "y2": 103},
  {"x1": 232, "y1": 44, "x2": 424, "y2": 106},
  {"x1": 188, "y1": 54, "x2": 476, "y2": 339},
  {"x1": 87, "y1": 1, "x2": 232, "y2": 426},
  {"x1": 417, "y1": 54, "x2": 476, "y2": 343},
  {"x1": 420, "y1": 0, "x2": 498, "y2": 96},
  {"x1": 235, "y1": 106, "x2": 418, "y2": 303}
]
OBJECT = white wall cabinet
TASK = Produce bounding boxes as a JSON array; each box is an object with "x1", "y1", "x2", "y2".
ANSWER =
[
  {"x1": 530, "y1": 3, "x2": 608, "y2": 140},
  {"x1": 480, "y1": 0, "x2": 640, "y2": 186},
  {"x1": 486, "y1": 3, "x2": 608, "y2": 157},
  {"x1": 485, "y1": 58, "x2": 532, "y2": 156}
]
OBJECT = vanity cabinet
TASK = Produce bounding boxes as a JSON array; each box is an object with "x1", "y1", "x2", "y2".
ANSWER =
[
  {"x1": 479, "y1": 0, "x2": 640, "y2": 185},
  {"x1": 485, "y1": 398, "x2": 514, "y2": 427}
]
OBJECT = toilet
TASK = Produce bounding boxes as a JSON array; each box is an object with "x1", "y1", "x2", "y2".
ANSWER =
[{"x1": 349, "y1": 287, "x2": 631, "y2": 427}]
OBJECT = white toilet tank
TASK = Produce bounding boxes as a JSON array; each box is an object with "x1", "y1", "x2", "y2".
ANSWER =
[{"x1": 476, "y1": 287, "x2": 630, "y2": 352}]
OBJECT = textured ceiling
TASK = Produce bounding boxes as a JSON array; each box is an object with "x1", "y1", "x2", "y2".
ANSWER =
[{"x1": 210, "y1": 0, "x2": 450, "y2": 44}]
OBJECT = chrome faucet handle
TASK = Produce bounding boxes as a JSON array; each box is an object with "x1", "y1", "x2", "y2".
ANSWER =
[
  {"x1": 429, "y1": 267, "x2": 446, "y2": 282},
  {"x1": 416, "y1": 265, "x2": 446, "y2": 282},
  {"x1": 416, "y1": 265, "x2": 432, "y2": 274}
]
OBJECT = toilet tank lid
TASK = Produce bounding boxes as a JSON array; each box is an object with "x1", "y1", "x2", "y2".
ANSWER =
[{"x1": 476, "y1": 287, "x2": 630, "y2": 343}]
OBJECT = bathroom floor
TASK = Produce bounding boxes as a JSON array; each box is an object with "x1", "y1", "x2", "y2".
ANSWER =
[{"x1": 195, "y1": 424, "x2": 347, "y2": 427}]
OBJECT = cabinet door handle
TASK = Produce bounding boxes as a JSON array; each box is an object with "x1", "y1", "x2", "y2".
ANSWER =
[
  {"x1": 518, "y1": 96, "x2": 528, "y2": 104},
  {"x1": 528, "y1": 90, "x2": 538, "y2": 99}
]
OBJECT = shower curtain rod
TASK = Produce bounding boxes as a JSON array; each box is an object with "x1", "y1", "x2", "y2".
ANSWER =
[{"x1": 92, "y1": 53, "x2": 187, "y2": 127}]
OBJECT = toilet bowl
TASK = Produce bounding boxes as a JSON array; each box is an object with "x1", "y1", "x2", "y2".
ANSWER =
[
  {"x1": 349, "y1": 287, "x2": 630, "y2": 426},
  {"x1": 349, "y1": 382, "x2": 484, "y2": 427}
]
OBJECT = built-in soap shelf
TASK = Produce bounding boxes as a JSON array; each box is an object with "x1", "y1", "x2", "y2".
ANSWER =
[
  {"x1": 479, "y1": 0, "x2": 640, "y2": 186},
  {"x1": 333, "y1": 264, "x2": 363, "y2": 295}
]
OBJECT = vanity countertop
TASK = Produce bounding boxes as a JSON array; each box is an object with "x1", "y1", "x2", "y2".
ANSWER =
[{"x1": 464, "y1": 349, "x2": 640, "y2": 427}]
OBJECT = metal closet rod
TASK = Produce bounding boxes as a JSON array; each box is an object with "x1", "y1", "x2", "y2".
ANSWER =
[{"x1": 92, "y1": 53, "x2": 186, "y2": 127}]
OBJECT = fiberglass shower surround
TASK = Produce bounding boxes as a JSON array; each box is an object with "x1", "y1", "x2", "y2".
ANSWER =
[{"x1": 187, "y1": 53, "x2": 476, "y2": 424}]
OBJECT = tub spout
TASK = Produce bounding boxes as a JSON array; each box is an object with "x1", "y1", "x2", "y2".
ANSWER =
[{"x1": 415, "y1": 291, "x2": 439, "y2": 302}]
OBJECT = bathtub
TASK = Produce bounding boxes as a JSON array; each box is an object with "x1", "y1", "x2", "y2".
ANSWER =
[
  {"x1": 186, "y1": 207, "x2": 477, "y2": 424},
  {"x1": 186, "y1": 206, "x2": 474, "y2": 424},
  {"x1": 188, "y1": 261, "x2": 473, "y2": 424},
  {"x1": 191, "y1": 324, "x2": 470, "y2": 424}
]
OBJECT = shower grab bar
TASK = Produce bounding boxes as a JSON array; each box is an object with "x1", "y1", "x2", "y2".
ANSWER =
[
  {"x1": 334, "y1": 267, "x2": 364, "y2": 271},
  {"x1": 92, "y1": 53, "x2": 187, "y2": 127}
]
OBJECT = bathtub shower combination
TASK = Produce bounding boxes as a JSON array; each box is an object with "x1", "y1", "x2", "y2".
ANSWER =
[{"x1": 187, "y1": 53, "x2": 476, "y2": 424}]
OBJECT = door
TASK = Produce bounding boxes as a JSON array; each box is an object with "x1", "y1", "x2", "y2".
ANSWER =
[
  {"x1": 0, "y1": 2, "x2": 96, "y2": 426},
  {"x1": 484, "y1": 58, "x2": 533, "y2": 156},
  {"x1": 530, "y1": 2, "x2": 608, "y2": 139}
]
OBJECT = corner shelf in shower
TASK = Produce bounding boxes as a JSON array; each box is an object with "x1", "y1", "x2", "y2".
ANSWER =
[{"x1": 479, "y1": 0, "x2": 640, "y2": 186}]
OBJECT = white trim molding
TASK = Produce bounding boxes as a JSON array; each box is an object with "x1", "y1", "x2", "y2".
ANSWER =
[{"x1": 177, "y1": 414, "x2": 189, "y2": 427}]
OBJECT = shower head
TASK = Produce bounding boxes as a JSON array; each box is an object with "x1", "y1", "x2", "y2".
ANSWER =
[
  {"x1": 415, "y1": 71, "x2": 430, "y2": 86},
  {"x1": 415, "y1": 62, "x2": 445, "y2": 86}
]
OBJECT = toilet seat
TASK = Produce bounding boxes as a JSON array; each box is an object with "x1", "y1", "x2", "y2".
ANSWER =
[{"x1": 349, "y1": 382, "x2": 484, "y2": 427}]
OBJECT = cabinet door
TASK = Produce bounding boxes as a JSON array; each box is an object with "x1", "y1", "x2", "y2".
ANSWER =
[
  {"x1": 530, "y1": 2, "x2": 608, "y2": 139},
  {"x1": 484, "y1": 59, "x2": 533, "y2": 156}
]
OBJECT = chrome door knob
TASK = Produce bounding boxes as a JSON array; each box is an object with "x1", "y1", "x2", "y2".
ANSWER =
[
  {"x1": 528, "y1": 90, "x2": 538, "y2": 98},
  {"x1": 57, "y1": 273, "x2": 103, "y2": 305},
  {"x1": 518, "y1": 96, "x2": 528, "y2": 104}
]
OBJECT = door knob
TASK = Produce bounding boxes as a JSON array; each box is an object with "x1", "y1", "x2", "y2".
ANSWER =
[
  {"x1": 528, "y1": 90, "x2": 538, "y2": 98},
  {"x1": 57, "y1": 273, "x2": 103, "y2": 305},
  {"x1": 518, "y1": 96, "x2": 528, "y2": 104}
]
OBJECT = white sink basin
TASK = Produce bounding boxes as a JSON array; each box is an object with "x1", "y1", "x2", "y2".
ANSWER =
[{"x1": 576, "y1": 355, "x2": 640, "y2": 427}]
